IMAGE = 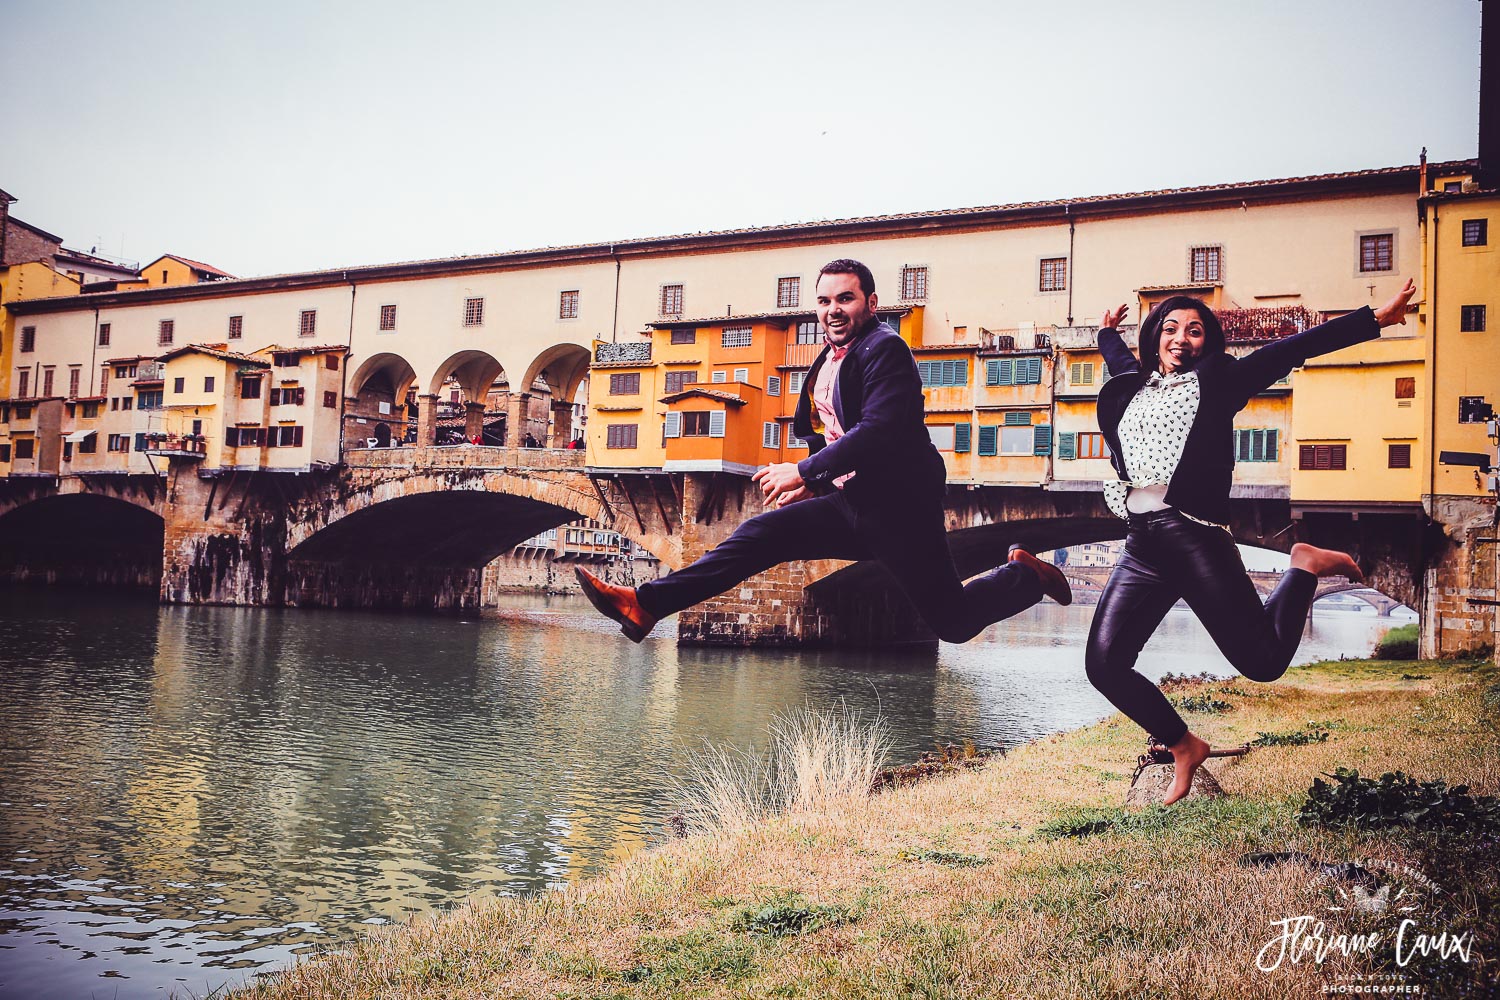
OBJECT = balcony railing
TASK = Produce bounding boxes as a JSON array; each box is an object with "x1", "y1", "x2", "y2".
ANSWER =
[
  {"x1": 980, "y1": 327, "x2": 1055, "y2": 352},
  {"x1": 1219, "y1": 305, "x2": 1318, "y2": 343},
  {"x1": 595, "y1": 342, "x2": 651, "y2": 364},
  {"x1": 141, "y1": 432, "x2": 207, "y2": 459}
]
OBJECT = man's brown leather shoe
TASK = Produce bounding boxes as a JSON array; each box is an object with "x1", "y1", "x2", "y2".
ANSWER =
[
  {"x1": 1007, "y1": 545, "x2": 1073, "y2": 606},
  {"x1": 574, "y1": 567, "x2": 657, "y2": 642}
]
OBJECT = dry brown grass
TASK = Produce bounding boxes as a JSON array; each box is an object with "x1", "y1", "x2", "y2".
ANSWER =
[{"x1": 230, "y1": 657, "x2": 1499, "y2": 1000}]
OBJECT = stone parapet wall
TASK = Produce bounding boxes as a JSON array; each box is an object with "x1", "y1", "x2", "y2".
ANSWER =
[{"x1": 1422, "y1": 495, "x2": 1498, "y2": 659}]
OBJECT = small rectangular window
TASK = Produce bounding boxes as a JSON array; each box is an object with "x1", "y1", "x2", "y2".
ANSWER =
[
  {"x1": 670, "y1": 327, "x2": 696, "y2": 345},
  {"x1": 1461, "y1": 305, "x2": 1486, "y2": 332},
  {"x1": 241, "y1": 377, "x2": 262, "y2": 399},
  {"x1": 559, "y1": 290, "x2": 579, "y2": 320},
  {"x1": 1298, "y1": 444, "x2": 1348, "y2": 469},
  {"x1": 1459, "y1": 396, "x2": 1490, "y2": 423},
  {"x1": 927, "y1": 425, "x2": 956, "y2": 451},
  {"x1": 733, "y1": 367, "x2": 749, "y2": 383},
  {"x1": 299, "y1": 309, "x2": 317, "y2": 337},
  {"x1": 323, "y1": 390, "x2": 338, "y2": 408},
  {"x1": 158, "y1": 319, "x2": 175, "y2": 346},
  {"x1": 204, "y1": 376, "x2": 215, "y2": 393},
  {"x1": 682, "y1": 411, "x2": 711, "y2": 436},
  {"x1": 1388, "y1": 443, "x2": 1412, "y2": 469},
  {"x1": 68, "y1": 368, "x2": 81, "y2": 398},
  {"x1": 767, "y1": 376, "x2": 781, "y2": 396},
  {"x1": 20, "y1": 326, "x2": 36, "y2": 352},
  {"x1": 1070, "y1": 362, "x2": 1095, "y2": 386},
  {"x1": 899, "y1": 265, "x2": 928, "y2": 300},
  {"x1": 762, "y1": 422, "x2": 780, "y2": 448},
  {"x1": 795, "y1": 320, "x2": 822, "y2": 345},
  {"x1": 121, "y1": 396, "x2": 132, "y2": 411},
  {"x1": 173, "y1": 377, "x2": 185, "y2": 393},
  {"x1": 1461, "y1": 219, "x2": 1487, "y2": 247},
  {"x1": 609, "y1": 372, "x2": 641, "y2": 395},
  {"x1": 664, "y1": 370, "x2": 698, "y2": 394},
  {"x1": 1359, "y1": 233, "x2": 1394, "y2": 273},
  {"x1": 916, "y1": 360, "x2": 969, "y2": 387},
  {"x1": 660, "y1": 284, "x2": 684, "y2": 317},
  {"x1": 41, "y1": 368, "x2": 54, "y2": 397},
  {"x1": 325, "y1": 354, "x2": 339, "y2": 371},
  {"x1": 606, "y1": 423, "x2": 638, "y2": 449},
  {"x1": 17, "y1": 370, "x2": 29, "y2": 398},
  {"x1": 711, "y1": 371, "x2": 728, "y2": 384},
  {"x1": 777, "y1": 277, "x2": 800, "y2": 309},
  {"x1": 788, "y1": 371, "x2": 807, "y2": 395},
  {"x1": 1039, "y1": 257, "x2": 1067, "y2": 292},
  {"x1": 229, "y1": 315, "x2": 243, "y2": 340},
  {"x1": 463, "y1": 297, "x2": 484, "y2": 327},
  {"x1": 379, "y1": 304, "x2": 397, "y2": 331},
  {"x1": 1077, "y1": 432, "x2": 1109, "y2": 459},
  {"x1": 15, "y1": 438, "x2": 35, "y2": 459},
  {"x1": 98, "y1": 322, "x2": 111, "y2": 347},
  {"x1": 721, "y1": 327, "x2": 752, "y2": 349},
  {"x1": 1395, "y1": 377, "x2": 1416, "y2": 399},
  {"x1": 1190, "y1": 245, "x2": 1222, "y2": 282}
]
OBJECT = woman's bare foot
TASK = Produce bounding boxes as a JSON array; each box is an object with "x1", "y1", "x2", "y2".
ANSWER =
[
  {"x1": 1163, "y1": 731, "x2": 1211, "y2": 805},
  {"x1": 1289, "y1": 543, "x2": 1364, "y2": 583}
]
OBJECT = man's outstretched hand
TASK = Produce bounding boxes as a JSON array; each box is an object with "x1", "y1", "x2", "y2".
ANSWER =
[{"x1": 753, "y1": 462, "x2": 806, "y2": 507}]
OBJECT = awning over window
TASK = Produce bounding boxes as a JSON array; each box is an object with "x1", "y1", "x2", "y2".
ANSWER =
[{"x1": 64, "y1": 429, "x2": 97, "y2": 442}]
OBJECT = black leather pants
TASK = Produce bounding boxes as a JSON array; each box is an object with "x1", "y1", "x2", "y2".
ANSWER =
[{"x1": 1084, "y1": 508, "x2": 1318, "y2": 745}]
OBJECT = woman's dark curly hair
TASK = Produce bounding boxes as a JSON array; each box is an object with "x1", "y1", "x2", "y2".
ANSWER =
[{"x1": 1135, "y1": 296, "x2": 1226, "y2": 374}]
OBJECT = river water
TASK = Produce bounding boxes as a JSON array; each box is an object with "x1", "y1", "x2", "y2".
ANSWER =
[{"x1": 0, "y1": 586, "x2": 1412, "y2": 999}]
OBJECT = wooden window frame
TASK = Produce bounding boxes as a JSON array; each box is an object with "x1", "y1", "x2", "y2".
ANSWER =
[
  {"x1": 608, "y1": 372, "x2": 641, "y2": 395},
  {"x1": 670, "y1": 327, "x2": 696, "y2": 345},
  {"x1": 1394, "y1": 377, "x2": 1416, "y2": 399},
  {"x1": 158, "y1": 319, "x2": 175, "y2": 346},
  {"x1": 663, "y1": 370, "x2": 698, "y2": 394},
  {"x1": 299, "y1": 309, "x2": 318, "y2": 337},
  {"x1": 659, "y1": 284, "x2": 684, "y2": 318},
  {"x1": 379, "y1": 304, "x2": 397, "y2": 331},
  {"x1": 606, "y1": 423, "x2": 638, "y2": 449},
  {"x1": 1387, "y1": 443, "x2": 1412, "y2": 469},
  {"x1": 1077, "y1": 431, "x2": 1109, "y2": 460},
  {"x1": 559, "y1": 290, "x2": 580, "y2": 320},
  {"x1": 1039, "y1": 257, "x2": 1067, "y2": 293},
  {"x1": 777, "y1": 276, "x2": 800, "y2": 309},
  {"x1": 1461, "y1": 219, "x2": 1487, "y2": 247},
  {"x1": 229, "y1": 315, "x2": 244, "y2": 340},
  {"x1": 1358, "y1": 232, "x2": 1395, "y2": 273},
  {"x1": 1460, "y1": 305, "x2": 1486, "y2": 332},
  {"x1": 899, "y1": 265, "x2": 929, "y2": 301},
  {"x1": 97, "y1": 322, "x2": 111, "y2": 347},
  {"x1": 1298, "y1": 444, "x2": 1348, "y2": 470}
]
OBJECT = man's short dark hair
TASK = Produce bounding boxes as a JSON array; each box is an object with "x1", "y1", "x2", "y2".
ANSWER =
[{"x1": 817, "y1": 258, "x2": 875, "y2": 296}]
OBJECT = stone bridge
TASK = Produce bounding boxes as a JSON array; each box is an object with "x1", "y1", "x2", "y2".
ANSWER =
[{"x1": 0, "y1": 447, "x2": 1438, "y2": 647}]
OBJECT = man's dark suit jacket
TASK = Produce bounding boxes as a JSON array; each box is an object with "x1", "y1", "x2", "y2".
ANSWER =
[{"x1": 791, "y1": 320, "x2": 946, "y2": 502}]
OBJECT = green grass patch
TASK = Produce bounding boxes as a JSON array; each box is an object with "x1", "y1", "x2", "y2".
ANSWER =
[
  {"x1": 728, "y1": 891, "x2": 856, "y2": 938},
  {"x1": 1373, "y1": 623, "x2": 1418, "y2": 660},
  {"x1": 1251, "y1": 725, "x2": 1331, "y2": 747},
  {"x1": 1170, "y1": 693, "x2": 1234, "y2": 714},
  {"x1": 1297, "y1": 767, "x2": 1500, "y2": 836},
  {"x1": 626, "y1": 929, "x2": 758, "y2": 986},
  {"x1": 897, "y1": 848, "x2": 987, "y2": 868},
  {"x1": 1036, "y1": 796, "x2": 1286, "y2": 842}
]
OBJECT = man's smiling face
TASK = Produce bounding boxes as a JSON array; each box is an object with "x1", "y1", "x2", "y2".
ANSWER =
[{"x1": 815, "y1": 271, "x2": 877, "y2": 347}]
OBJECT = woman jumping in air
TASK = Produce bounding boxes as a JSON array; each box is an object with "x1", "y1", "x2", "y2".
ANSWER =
[{"x1": 1086, "y1": 279, "x2": 1417, "y2": 804}]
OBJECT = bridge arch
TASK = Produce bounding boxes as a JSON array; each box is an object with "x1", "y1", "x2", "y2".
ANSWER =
[
  {"x1": 427, "y1": 350, "x2": 506, "y2": 400},
  {"x1": 0, "y1": 488, "x2": 165, "y2": 589}
]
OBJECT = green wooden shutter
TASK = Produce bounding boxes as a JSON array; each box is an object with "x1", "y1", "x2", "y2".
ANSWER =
[
  {"x1": 917, "y1": 361, "x2": 933, "y2": 386},
  {"x1": 1265, "y1": 428, "x2": 1278, "y2": 462},
  {"x1": 1058, "y1": 432, "x2": 1077, "y2": 460},
  {"x1": 1020, "y1": 357, "x2": 1041, "y2": 384},
  {"x1": 978, "y1": 425, "x2": 998, "y2": 456},
  {"x1": 1004, "y1": 411, "x2": 1031, "y2": 426},
  {"x1": 954, "y1": 422, "x2": 971, "y2": 453},
  {"x1": 1033, "y1": 424, "x2": 1052, "y2": 455}
]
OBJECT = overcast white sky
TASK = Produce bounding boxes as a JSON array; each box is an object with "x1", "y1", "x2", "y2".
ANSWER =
[{"x1": 0, "y1": 0, "x2": 1483, "y2": 278}]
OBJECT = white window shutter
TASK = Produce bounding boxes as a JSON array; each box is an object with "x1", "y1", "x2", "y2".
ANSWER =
[
  {"x1": 789, "y1": 371, "x2": 805, "y2": 394},
  {"x1": 762, "y1": 422, "x2": 779, "y2": 448},
  {"x1": 734, "y1": 367, "x2": 749, "y2": 383},
  {"x1": 767, "y1": 376, "x2": 781, "y2": 396},
  {"x1": 664, "y1": 411, "x2": 682, "y2": 438},
  {"x1": 711, "y1": 371, "x2": 728, "y2": 384},
  {"x1": 709, "y1": 410, "x2": 726, "y2": 438}
]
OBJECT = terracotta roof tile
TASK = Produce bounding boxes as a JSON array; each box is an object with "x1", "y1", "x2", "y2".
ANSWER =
[{"x1": 659, "y1": 387, "x2": 748, "y2": 406}]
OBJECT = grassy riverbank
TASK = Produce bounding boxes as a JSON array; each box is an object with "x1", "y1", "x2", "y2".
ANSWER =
[{"x1": 234, "y1": 656, "x2": 1499, "y2": 999}]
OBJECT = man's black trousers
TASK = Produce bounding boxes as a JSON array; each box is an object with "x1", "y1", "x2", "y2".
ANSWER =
[{"x1": 636, "y1": 485, "x2": 1043, "y2": 643}]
